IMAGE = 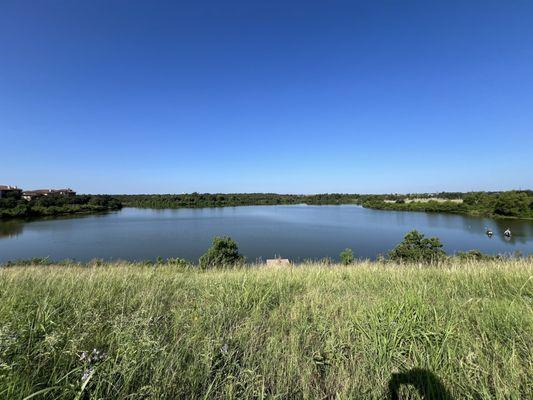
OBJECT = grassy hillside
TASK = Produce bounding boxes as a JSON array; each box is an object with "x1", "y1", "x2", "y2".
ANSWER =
[{"x1": 0, "y1": 260, "x2": 531, "y2": 399}]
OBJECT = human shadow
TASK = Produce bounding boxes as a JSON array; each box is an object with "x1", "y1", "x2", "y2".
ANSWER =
[{"x1": 388, "y1": 368, "x2": 454, "y2": 400}]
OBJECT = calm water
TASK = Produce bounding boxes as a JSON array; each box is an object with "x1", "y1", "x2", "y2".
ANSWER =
[{"x1": 0, "y1": 205, "x2": 532, "y2": 263}]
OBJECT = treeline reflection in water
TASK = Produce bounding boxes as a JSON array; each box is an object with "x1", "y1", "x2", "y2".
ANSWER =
[{"x1": 0, "y1": 220, "x2": 24, "y2": 238}]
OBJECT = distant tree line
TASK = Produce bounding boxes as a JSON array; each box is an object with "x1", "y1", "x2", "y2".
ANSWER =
[
  {"x1": 0, "y1": 194, "x2": 122, "y2": 219},
  {"x1": 361, "y1": 190, "x2": 533, "y2": 219},
  {"x1": 115, "y1": 193, "x2": 362, "y2": 208},
  {"x1": 116, "y1": 190, "x2": 532, "y2": 219},
  {"x1": 2, "y1": 190, "x2": 531, "y2": 220}
]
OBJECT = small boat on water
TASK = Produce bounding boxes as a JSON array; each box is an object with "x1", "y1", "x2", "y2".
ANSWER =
[
  {"x1": 485, "y1": 227, "x2": 493, "y2": 237},
  {"x1": 504, "y1": 228, "x2": 512, "y2": 237}
]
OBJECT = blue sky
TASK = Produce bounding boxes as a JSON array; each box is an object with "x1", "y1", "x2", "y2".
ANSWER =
[{"x1": 1, "y1": 1, "x2": 532, "y2": 194}]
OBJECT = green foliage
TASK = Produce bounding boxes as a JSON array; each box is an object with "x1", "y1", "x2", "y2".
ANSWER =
[
  {"x1": 362, "y1": 199, "x2": 468, "y2": 215},
  {"x1": 455, "y1": 249, "x2": 499, "y2": 261},
  {"x1": 3, "y1": 190, "x2": 532, "y2": 220},
  {"x1": 199, "y1": 236, "x2": 244, "y2": 268},
  {"x1": 389, "y1": 230, "x2": 446, "y2": 263},
  {"x1": 363, "y1": 190, "x2": 533, "y2": 219},
  {"x1": 463, "y1": 192, "x2": 493, "y2": 208},
  {"x1": 340, "y1": 248, "x2": 355, "y2": 265},
  {"x1": 115, "y1": 193, "x2": 361, "y2": 208},
  {"x1": 165, "y1": 257, "x2": 191, "y2": 268},
  {"x1": 493, "y1": 191, "x2": 530, "y2": 217},
  {"x1": 0, "y1": 195, "x2": 122, "y2": 220},
  {"x1": 1, "y1": 257, "x2": 53, "y2": 268}
]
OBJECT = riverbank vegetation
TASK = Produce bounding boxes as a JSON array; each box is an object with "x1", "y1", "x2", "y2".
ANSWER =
[
  {"x1": 0, "y1": 259, "x2": 531, "y2": 399},
  {"x1": 361, "y1": 190, "x2": 533, "y2": 219},
  {"x1": 0, "y1": 195, "x2": 122, "y2": 219},
  {"x1": 2, "y1": 190, "x2": 531, "y2": 220},
  {"x1": 115, "y1": 193, "x2": 361, "y2": 208},
  {"x1": 115, "y1": 190, "x2": 532, "y2": 219}
]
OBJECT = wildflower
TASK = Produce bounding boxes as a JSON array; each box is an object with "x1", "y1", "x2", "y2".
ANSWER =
[
  {"x1": 79, "y1": 348, "x2": 107, "y2": 364},
  {"x1": 81, "y1": 367, "x2": 94, "y2": 382}
]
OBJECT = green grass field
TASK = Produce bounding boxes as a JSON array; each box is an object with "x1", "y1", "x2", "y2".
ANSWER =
[{"x1": 0, "y1": 260, "x2": 531, "y2": 399}]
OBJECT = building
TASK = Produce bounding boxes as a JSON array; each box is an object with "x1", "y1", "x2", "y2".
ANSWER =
[
  {"x1": 0, "y1": 185, "x2": 22, "y2": 199},
  {"x1": 22, "y1": 188, "x2": 76, "y2": 201}
]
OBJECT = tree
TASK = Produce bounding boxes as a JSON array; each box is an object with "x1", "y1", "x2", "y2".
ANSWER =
[
  {"x1": 493, "y1": 191, "x2": 529, "y2": 217},
  {"x1": 199, "y1": 236, "x2": 244, "y2": 268},
  {"x1": 340, "y1": 248, "x2": 355, "y2": 265},
  {"x1": 464, "y1": 192, "x2": 489, "y2": 206},
  {"x1": 389, "y1": 230, "x2": 445, "y2": 263}
]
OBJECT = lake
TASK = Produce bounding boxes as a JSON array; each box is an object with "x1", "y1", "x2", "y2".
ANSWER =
[{"x1": 0, "y1": 205, "x2": 532, "y2": 263}]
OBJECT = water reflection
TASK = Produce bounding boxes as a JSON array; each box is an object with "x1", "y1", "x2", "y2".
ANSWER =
[
  {"x1": 0, "y1": 206, "x2": 531, "y2": 262},
  {"x1": 0, "y1": 220, "x2": 24, "y2": 238}
]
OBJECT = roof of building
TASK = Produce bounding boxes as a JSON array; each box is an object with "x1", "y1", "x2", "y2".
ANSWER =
[
  {"x1": 23, "y1": 188, "x2": 75, "y2": 195},
  {"x1": 0, "y1": 185, "x2": 21, "y2": 190}
]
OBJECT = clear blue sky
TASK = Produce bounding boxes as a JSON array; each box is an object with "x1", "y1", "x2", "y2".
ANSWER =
[{"x1": 1, "y1": 1, "x2": 532, "y2": 194}]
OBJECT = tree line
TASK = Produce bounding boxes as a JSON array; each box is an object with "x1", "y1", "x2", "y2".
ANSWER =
[
  {"x1": 1, "y1": 190, "x2": 531, "y2": 220},
  {"x1": 115, "y1": 193, "x2": 362, "y2": 208},
  {"x1": 361, "y1": 190, "x2": 533, "y2": 219},
  {"x1": 0, "y1": 194, "x2": 122, "y2": 219},
  {"x1": 117, "y1": 190, "x2": 532, "y2": 219}
]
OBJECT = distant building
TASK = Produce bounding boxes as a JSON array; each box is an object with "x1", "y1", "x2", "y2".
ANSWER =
[
  {"x1": 22, "y1": 188, "x2": 76, "y2": 201},
  {"x1": 0, "y1": 185, "x2": 22, "y2": 199}
]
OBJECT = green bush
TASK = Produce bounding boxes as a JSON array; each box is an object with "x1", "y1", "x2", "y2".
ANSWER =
[
  {"x1": 340, "y1": 248, "x2": 355, "y2": 265},
  {"x1": 493, "y1": 191, "x2": 530, "y2": 217},
  {"x1": 166, "y1": 257, "x2": 191, "y2": 268},
  {"x1": 456, "y1": 249, "x2": 497, "y2": 261},
  {"x1": 199, "y1": 236, "x2": 244, "y2": 268},
  {"x1": 389, "y1": 230, "x2": 445, "y2": 263}
]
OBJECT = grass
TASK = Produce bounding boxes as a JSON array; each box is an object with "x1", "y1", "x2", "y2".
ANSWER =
[{"x1": 0, "y1": 260, "x2": 532, "y2": 399}]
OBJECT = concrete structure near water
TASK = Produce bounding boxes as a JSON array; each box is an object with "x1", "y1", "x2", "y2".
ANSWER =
[{"x1": 266, "y1": 258, "x2": 291, "y2": 266}]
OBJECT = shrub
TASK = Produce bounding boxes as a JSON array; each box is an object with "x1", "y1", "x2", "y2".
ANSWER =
[
  {"x1": 2, "y1": 257, "x2": 52, "y2": 268},
  {"x1": 199, "y1": 236, "x2": 244, "y2": 269},
  {"x1": 166, "y1": 257, "x2": 191, "y2": 268},
  {"x1": 389, "y1": 230, "x2": 445, "y2": 263},
  {"x1": 456, "y1": 249, "x2": 496, "y2": 261},
  {"x1": 340, "y1": 248, "x2": 354, "y2": 265}
]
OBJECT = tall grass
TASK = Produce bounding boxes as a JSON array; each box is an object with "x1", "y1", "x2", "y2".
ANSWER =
[{"x1": 0, "y1": 260, "x2": 531, "y2": 399}]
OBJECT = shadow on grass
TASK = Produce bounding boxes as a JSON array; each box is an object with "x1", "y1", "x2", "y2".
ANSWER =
[{"x1": 388, "y1": 368, "x2": 454, "y2": 400}]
